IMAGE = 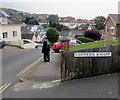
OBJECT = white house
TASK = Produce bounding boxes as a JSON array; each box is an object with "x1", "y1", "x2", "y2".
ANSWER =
[{"x1": 0, "y1": 8, "x2": 22, "y2": 47}]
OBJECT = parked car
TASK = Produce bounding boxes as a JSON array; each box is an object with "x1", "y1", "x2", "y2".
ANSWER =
[
  {"x1": 22, "y1": 39, "x2": 41, "y2": 48},
  {"x1": 70, "y1": 39, "x2": 82, "y2": 44},
  {"x1": 52, "y1": 42, "x2": 61, "y2": 52},
  {"x1": 0, "y1": 40, "x2": 6, "y2": 48},
  {"x1": 52, "y1": 40, "x2": 80, "y2": 52}
]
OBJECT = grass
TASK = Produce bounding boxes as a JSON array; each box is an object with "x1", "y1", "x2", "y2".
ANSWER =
[{"x1": 70, "y1": 39, "x2": 119, "y2": 51}]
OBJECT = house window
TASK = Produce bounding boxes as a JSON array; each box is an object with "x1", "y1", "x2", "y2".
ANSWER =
[
  {"x1": 2, "y1": 18, "x2": 7, "y2": 24},
  {"x1": 106, "y1": 26, "x2": 109, "y2": 33},
  {"x1": 3, "y1": 32, "x2": 8, "y2": 38},
  {"x1": 13, "y1": 31, "x2": 17, "y2": 37},
  {"x1": 110, "y1": 27, "x2": 115, "y2": 35}
]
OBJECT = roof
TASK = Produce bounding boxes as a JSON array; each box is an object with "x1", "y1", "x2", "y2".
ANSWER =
[
  {"x1": 60, "y1": 31, "x2": 70, "y2": 36},
  {"x1": 0, "y1": 8, "x2": 21, "y2": 25},
  {"x1": 21, "y1": 34, "x2": 33, "y2": 39},
  {"x1": 21, "y1": 25, "x2": 32, "y2": 34},
  {"x1": 105, "y1": 14, "x2": 120, "y2": 25},
  {"x1": 39, "y1": 20, "x2": 48, "y2": 23},
  {"x1": 0, "y1": 11, "x2": 10, "y2": 17},
  {"x1": 21, "y1": 25, "x2": 47, "y2": 35}
]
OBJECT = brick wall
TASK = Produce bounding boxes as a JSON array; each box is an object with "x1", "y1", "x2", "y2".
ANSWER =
[{"x1": 104, "y1": 17, "x2": 120, "y2": 39}]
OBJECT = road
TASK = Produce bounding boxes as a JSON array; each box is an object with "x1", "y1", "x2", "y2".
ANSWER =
[
  {"x1": 2, "y1": 73, "x2": 119, "y2": 98},
  {"x1": 2, "y1": 49, "x2": 42, "y2": 85},
  {"x1": 0, "y1": 49, "x2": 119, "y2": 98}
]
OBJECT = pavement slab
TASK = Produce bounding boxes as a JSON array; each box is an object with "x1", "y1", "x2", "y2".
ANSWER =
[{"x1": 26, "y1": 53, "x2": 61, "y2": 82}]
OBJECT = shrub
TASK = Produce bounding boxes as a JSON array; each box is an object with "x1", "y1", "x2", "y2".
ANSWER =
[
  {"x1": 46, "y1": 28, "x2": 60, "y2": 45},
  {"x1": 84, "y1": 30, "x2": 102, "y2": 40},
  {"x1": 76, "y1": 37, "x2": 94, "y2": 43}
]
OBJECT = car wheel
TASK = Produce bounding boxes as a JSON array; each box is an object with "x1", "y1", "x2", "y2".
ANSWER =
[
  {"x1": 36, "y1": 46, "x2": 41, "y2": 49},
  {"x1": 59, "y1": 49, "x2": 62, "y2": 53}
]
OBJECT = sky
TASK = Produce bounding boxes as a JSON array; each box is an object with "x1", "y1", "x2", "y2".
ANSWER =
[{"x1": 0, "y1": 0, "x2": 120, "y2": 20}]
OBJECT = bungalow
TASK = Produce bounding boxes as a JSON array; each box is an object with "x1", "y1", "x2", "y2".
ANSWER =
[
  {"x1": 0, "y1": 8, "x2": 22, "y2": 47},
  {"x1": 104, "y1": 14, "x2": 120, "y2": 40}
]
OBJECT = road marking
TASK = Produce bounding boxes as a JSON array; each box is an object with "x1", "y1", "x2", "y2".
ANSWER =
[
  {"x1": 17, "y1": 57, "x2": 43, "y2": 76},
  {"x1": 0, "y1": 83, "x2": 11, "y2": 94},
  {"x1": 51, "y1": 79, "x2": 61, "y2": 83},
  {"x1": 0, "y1": 84, "x2": 8, "y2": 90}
]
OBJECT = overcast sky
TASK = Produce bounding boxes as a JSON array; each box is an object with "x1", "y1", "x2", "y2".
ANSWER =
[{"x1": 0, "y1": 0, "x2": 119, "y2": 20}]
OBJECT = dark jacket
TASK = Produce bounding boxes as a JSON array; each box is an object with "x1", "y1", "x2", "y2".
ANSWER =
[{"x1": 42, "y1": 41, "x2": 50, "y2": 53}]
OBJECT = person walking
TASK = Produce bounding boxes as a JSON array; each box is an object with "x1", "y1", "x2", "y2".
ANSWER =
[{"x1": 42, "y1": 40, "x2": 50, "y2": 62}]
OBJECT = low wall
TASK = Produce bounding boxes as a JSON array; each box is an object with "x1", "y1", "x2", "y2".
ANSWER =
[
  {"x1": 22, "y1": 43, "x2": 36, "y2": 49},
  {"x1": 6, "y1": 40, "x2": 23, "y2": 48},
  {"x1": 61, "y1": 45, "x2": 120, "y2": 81}
]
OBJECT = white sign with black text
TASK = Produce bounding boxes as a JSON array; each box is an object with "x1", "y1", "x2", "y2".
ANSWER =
[{"x1": 74, "y1": 52, "x2": 112, "y2": 57}]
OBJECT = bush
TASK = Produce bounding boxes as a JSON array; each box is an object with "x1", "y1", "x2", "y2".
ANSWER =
[
  {"x1": 76, "y1": 37, "x2": 94, "y2": 43},
  {"x1": 84, "y1": 30, "x2": 102, "y2": 40},
  {"x1": 46, "y1": 28, "x2": 60, "y2": 45},
  {"x1": 42, "y1": 24, "x2": 49, "y2": 28}
]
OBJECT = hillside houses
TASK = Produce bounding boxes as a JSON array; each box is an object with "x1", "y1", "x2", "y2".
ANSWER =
[
  {"x1": 39, "y1": 18, "x2": 96, "y2": 29},
  {"x1": 39, "y1": 20, "x2": 49, "y2": 25},
  {"x1": 21, "y1": 25, "x2": 47, "y2": 42},
  {"x1": 59, "y1": 19, "x2": 96, "y2": 29}
]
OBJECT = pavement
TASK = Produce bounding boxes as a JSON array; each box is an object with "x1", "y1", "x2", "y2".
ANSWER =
[{"x1": 21, "y1": 52, "x2": 61, "y2": 82}]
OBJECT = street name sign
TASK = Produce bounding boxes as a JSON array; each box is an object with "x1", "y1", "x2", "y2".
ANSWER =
[{"x1": 74, "y1": 52, "x2": 112, "y2": 57}]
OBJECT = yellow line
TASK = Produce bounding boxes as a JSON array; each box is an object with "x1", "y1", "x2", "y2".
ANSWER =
[
  {"x1": 17, "y1": 57, "x2": 43, "y2": 76},
  {"x1": 0, "y1": 83, "x2": 11, "y2": 94},
  {"x1": 0, "y1": 83, "x2": 8, "y2": 91},
  {"x1": 17, "y1": 65, "x2": 31, "y2": 76}
]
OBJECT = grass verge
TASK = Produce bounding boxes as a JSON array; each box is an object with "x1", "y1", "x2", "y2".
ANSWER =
[{"x1": 70, "y1": 39, "x2": 119, "y2": 51}]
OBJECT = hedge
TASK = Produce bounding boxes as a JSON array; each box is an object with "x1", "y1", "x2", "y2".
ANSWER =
[{"x1": 76, "y1": 37, "x2": 94, "y2": 43}]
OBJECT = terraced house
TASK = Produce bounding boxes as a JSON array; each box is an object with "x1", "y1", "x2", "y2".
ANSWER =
[
  {"x1": 104, "y1": 14, "x2": 120, "y2": 40},
  {"x1": 0, "y1": 8, "x2": 22, "y2": 47}
]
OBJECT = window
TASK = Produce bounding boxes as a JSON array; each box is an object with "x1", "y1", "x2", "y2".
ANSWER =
[
  {"x1": 13, "y1": 31, "x2": 17, "y2": 37},
  {"x1": 106, "y1": 26, "x2": 109, "y2": 33},
  {"x1": 3, "y1": 32, "x2": 8, "y2": 38},
  {"x1": 2, "y1": 18, "x2": 7, "y2": 24},
  {"x1": 110, "y1": 27, "x2": 115, "y2": 35}
]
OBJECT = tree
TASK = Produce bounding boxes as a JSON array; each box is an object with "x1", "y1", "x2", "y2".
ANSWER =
[
  {"x1": 84, "y1": 30, "x2": 102, "y2": 40},
  {"x1": 48, "y1": 14, "x2": 59, "y2": 28},
  {"x1": 23, "y1": 17, "x2": 39, "y2": 25},
  {"x1": 42, "y1": 24, "x2": 49, "y2": 28},
  {"x1": 27, "y1": 19, "x2": 39, "y2": 25},
  {"x1": 56, "y1": 24, "x2": 64, "y2": 31},
  {"x1": 46, "y1": 28, "x2": 60, "y2": 45},
  {"x1": 24, "y1": 17, "x2": 31, "y2": 24},
  {"x1": 94, "y1": 16, "x2": 106, "y2": 30}
]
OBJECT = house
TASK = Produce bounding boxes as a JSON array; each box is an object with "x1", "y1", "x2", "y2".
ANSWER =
[
  {"x1": 39, "y1": 20, "x2": 49, "y2": 25},
  {"x1": 0, "y1": 8, "x2": 22, "y2": 47},
  {"x1": 104, "y1": 14, "x2": 120, "y2": 40},
  {"x1": 37, "y1": 14, "x2": 48, "y2": 20},
  {"x1": 59, "y1": 19, "x2": 96, "y2": 29},
  {"x1": 21, "y1": 25, "x2": 47, "y2": 42},
  {"x1": 59, "y1": 17, "x2": 75, "y2": 21}
]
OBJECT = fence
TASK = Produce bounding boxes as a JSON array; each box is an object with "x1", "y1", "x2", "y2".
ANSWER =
[{"x1": 61, "y1": 45, "x2": 120, "y2": 81}]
